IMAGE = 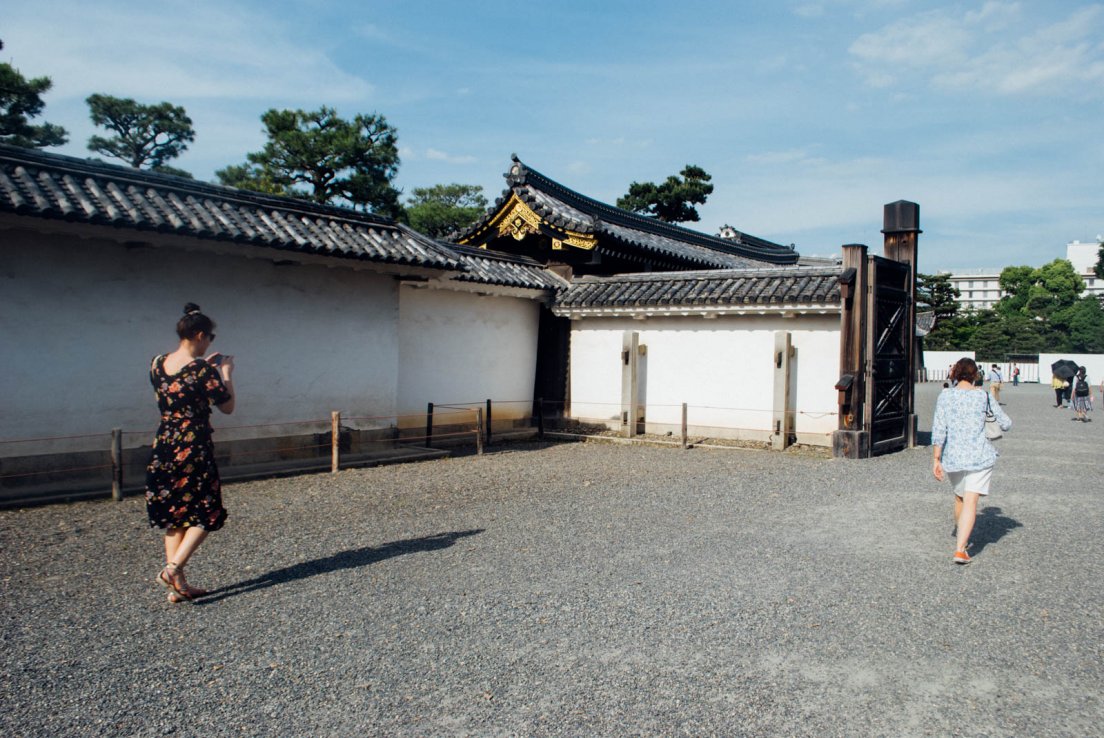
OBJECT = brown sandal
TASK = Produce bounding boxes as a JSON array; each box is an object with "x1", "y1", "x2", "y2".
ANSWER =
[{"x1": 158, "y1": 563, "x2": 206, "y2": 600}]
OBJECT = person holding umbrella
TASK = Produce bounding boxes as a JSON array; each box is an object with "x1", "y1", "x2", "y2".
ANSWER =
[
  {"x1": 1052, "y1": 360, "x2": 1080, "y2": 408},
  {"x1": 1052, "y1": 373, "x2": 1068, "y2": 408}
]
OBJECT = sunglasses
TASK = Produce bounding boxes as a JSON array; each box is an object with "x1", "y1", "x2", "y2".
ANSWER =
[{"x1": 206, "y1": 333, "x2": 216, "y2": 342}]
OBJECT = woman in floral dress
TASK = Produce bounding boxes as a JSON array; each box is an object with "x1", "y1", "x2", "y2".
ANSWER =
[{"x1": 146, "y1": 303, "x2": 235, "y2": 602}]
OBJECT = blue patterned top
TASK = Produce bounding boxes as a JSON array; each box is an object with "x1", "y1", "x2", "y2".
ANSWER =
[{"x1": 932, "y1": 388, "x2": 1012, "y2": 472}]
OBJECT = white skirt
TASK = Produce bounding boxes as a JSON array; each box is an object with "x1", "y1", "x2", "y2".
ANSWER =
[{"x1": 947, "y1": 466, "x2": 993, "y2": 496}]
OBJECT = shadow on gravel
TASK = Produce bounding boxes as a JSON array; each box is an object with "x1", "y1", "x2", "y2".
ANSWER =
[
  {"x1": 971, "y1": 506, "x2": 1022, "y2": 555},
  {"x1": 194, "y1": 529, "x2": 484, "y2": 605}
]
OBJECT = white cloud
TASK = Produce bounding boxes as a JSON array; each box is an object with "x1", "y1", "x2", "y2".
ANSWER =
[
  {"x1": 744, "y1": 149, "x2": 816, "y2": 165},
  {"x1": 584, "y1": 136, "x2": 652, "y2": 149},
  {"x1": 849, "y1": 3, "x2": 1104, "y2": 96},
  {"x1": 793, "y1": 3, "x2": 825, "y2": 19},
  {"x1": 4, "y1": 2, "x2": 374, "y2": 104},
  {"x1": 425, "y1": 148, "x2": 477, "y2": 164},
  {"x1": 849, "y1": 11, "x2": 971, "y2": 80},
  {"x1": 935, "y1": 7, "x2": 1104, "y2": 94}
]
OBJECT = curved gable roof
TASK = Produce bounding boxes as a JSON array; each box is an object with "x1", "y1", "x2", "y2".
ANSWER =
[{"x1": 459, "y1": 155, "x2": 800, "y2": 268}]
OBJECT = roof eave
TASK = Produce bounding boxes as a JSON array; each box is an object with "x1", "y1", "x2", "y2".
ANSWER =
[{"x1": 552, "y1": 302, "x2": 842, "y2": 319}]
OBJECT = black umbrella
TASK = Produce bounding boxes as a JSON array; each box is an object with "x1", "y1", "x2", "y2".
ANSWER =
[{"x1": 1051, "y1": 359, "x2": 1080, "y2": 379}]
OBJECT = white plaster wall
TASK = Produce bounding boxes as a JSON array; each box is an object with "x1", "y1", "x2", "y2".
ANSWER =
[
  {"x1": 1, "y1": 230, "x2": 400, "y2": 453},
  {"x1": 397, "y1": 286, "x2": 539, "y2": 422},
  {"x1": 569, "y1": 314, "x2": 841, "y2": 442},
  {"x1": 923, "y1": 350, "x2": 975, "y2": 382}
]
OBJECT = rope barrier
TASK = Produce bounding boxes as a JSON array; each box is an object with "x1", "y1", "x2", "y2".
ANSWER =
[
  {"x1": 0, "y1": 395, "x2": 840, "y2": 490},
  {"x1": 214, "y1": 442, "x2": 333, "y2": 461},
  {"x1": 343, "y1": 408, "x2": 474, "y2": 421},
  {"x1": 0, "y1": 431, "x2": 110, "y2": 444},
  {"x1": 0, "y1": 463, "x2": 112, "y2": 480}
]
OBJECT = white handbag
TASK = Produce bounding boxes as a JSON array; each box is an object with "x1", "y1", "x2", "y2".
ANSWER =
[{"x1": 984, "y1": 396, "x2": 1003, "y2": 440}]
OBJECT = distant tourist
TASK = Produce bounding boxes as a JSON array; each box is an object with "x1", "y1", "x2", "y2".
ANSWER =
[
  {"x1": 932, "y1": 357, "x2": 1012, "y2": 565},
  {"x1": 1071, "y1": 367, "x2": 1093, "y2": 422},
  {"x1": 1012, "y1": 364, "x2": 1020, "y2": 387},
  {"x1": 988, "y1": 364, "x2": 1003, "y2": 403},
  {"x1": 145, "y1": 303, "x2": 236, "y2": 603},
  {"x1": 1051, "y1": 374, "x2": 1068, "y2": 408}
]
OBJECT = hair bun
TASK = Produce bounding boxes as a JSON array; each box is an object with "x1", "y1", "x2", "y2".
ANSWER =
[{"x1": 183, "y1": 302, "x2": 202, "y2": 315}]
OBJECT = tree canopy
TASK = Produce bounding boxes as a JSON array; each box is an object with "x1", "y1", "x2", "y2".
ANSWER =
[
  {"x1": 616, "y1": 165, "x2": 713, "y2": 223},
  {"x1": 0, "y1": 40, "x2": 68, "y2": 149},
  {"x1": 996, "y1": 259, "x2": 1084, "y2": 320},
  {"x1": 218, "y1": 107, "x2": 402, "y2": 218},
  {"x1": 923, "y1": 260, "x2": 1104, "y2": 357},
  {"x1": 214, "y1": 164, "x2": 291, "y2": 197},
  {"x1": 86, "y1": 94, "x2": 195, "y2": 175},
  {"x1": 917, "y1": 273, "x2": 960, "y2": 322},
  {"x1": 1094, "y1": 239, "x2": 1104, "y2": 280},
  {"x1": 405, "y1": 184, "x2": 487, "y2": 239}
]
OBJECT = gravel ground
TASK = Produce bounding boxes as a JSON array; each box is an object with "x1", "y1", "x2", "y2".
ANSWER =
[{"x1": 2, "y1": 382, "x2": 1101, "y2": 737}]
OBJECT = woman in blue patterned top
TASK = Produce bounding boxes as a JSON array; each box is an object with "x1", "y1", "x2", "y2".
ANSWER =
[{"x1": 932, "y1": 357, "x2": 1012, "y2": 564}]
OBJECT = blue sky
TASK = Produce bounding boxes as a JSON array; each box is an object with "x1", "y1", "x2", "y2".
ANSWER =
[{"x1": 5, "y1": 0, "x2": 1102, "y2": 271}]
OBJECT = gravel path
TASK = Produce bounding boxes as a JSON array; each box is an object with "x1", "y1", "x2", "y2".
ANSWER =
[{"x1": 2, "y1": 382, "x2": 1101, "y2": 736}]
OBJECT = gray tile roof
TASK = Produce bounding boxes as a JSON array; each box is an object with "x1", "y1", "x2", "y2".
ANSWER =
[
  {"x1": 0, "y1": 144, "x2": 463, "y2": 272},
  {"x1": 553, "y1": 265, "x2": 842, "y2": 313},
  {"x1": 461, "y1": 155, "x2": 800, "y2": 269},
  {"x1": 445, "y1": 242, "x2": 569, "y2": 290}
]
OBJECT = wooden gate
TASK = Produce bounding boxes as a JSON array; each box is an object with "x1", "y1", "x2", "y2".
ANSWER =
[
  {"x1": 866, "y1": 256, "x2": 912, "y2": 455},
  {"x1": 833, "y1": 201, "x2": 920, "y2": 459}
]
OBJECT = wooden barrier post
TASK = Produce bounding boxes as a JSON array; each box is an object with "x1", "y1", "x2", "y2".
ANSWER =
[
  {"x1": 485, "y1": 399, "x2": 492, "y2": 446},
  {"x1": 331, "y1": 411, "x2": 340, "y2": 474},
  {"x1": 772, "y1": 332, "x2": 794, "y2": 451},
  {"x1": 111, "y1": 428, "x2": 123, "y2": 501},
  {"x1": 426, "y1": 402, "x2": 434, "y2": 448},
  {"x1": 536, "y1": 397, "x2": 545, "y2": 439},
  {"x1": 621, "y1": 331, "x2": 641, "y2": 438},
  {"x1": 475, "y1": 408, "x2": 484, "y2": 455},
  {"x1": 681, "y1": 403, "x2": 688, "y2": 449}
]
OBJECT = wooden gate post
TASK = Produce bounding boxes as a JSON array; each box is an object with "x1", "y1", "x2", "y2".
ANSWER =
[
  {"x1": 832, "y1": 243, "x2": 871, "y2": 459},
  {"x1": 882, "y1": 201, "x2": 921, "y2": 449}
]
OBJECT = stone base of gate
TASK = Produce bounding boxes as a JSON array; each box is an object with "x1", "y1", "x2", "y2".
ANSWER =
[{"x1": 832, "y1": 430, "x2": 870, "y2": 459}]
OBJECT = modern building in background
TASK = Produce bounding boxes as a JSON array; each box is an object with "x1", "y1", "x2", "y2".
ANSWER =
[
  {"x1": 943, "y1": 239, "x2": 1103, "y2": 310},
  {"x1": 946, "y1": 270, "x2": 1003, "y2": 309}
]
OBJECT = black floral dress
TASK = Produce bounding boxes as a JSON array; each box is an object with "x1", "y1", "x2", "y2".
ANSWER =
[{"x1": 145, "y1": 356, "x2": 232, "y2": 531}]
